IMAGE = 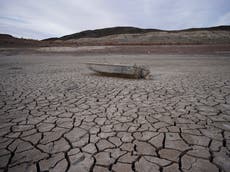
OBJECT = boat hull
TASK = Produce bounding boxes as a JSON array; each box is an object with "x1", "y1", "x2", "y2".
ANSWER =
[{"x1": 86, "y1": 63, "x2": 150, "y2": 79}]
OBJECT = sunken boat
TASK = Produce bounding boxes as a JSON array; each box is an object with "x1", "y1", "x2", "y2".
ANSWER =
[{"x1": 86, "y1": 63, "x2": 150, "y2": 79}]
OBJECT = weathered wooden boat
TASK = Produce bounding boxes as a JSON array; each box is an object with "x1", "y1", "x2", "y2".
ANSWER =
[{"x1": 86, "y1": 63, "x2": 150, "y2": 79}]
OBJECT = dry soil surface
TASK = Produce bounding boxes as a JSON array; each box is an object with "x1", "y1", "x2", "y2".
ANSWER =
[{"x1": 0, "y1": 50, "x2": 230, "y2": 172}]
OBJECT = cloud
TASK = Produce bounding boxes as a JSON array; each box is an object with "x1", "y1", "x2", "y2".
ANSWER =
[
  {"x1": 216, "y1": 12, "x2": 230, "y2": 25},
  {"x1": 0, "y1": 0, "x2": 229, "y2": 39}
]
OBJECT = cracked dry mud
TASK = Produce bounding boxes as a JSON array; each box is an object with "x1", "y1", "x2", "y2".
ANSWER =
[{"x1": 0, "y1": 53, "x2": 230, "y2": 172}]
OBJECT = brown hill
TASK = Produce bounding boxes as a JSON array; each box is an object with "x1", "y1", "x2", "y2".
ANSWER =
[
  {"x1": 0, "y1": 34, "x2": 43, "y2": 47},
  {"x1": 1, "y1": 26, "x2": 230, "y2": 47},
  {"x1": 43, "y1": 25, "x2": 230, "y2": 45}
]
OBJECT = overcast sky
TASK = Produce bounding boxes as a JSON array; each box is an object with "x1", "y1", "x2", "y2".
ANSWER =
[{"x1": 0, "y1": 0, "x2": 230, "y2": 39}]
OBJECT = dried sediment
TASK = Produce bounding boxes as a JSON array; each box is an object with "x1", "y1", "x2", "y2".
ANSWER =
[{"x1": 0, "y1": 53, "x2": 229, "y2": 172}]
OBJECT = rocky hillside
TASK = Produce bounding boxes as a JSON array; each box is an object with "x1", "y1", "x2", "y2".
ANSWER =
[
  {"x1": 1, "y1": 26, "x2": 230, "y2": 47},
  {"x1": 44, "y1": 26, "x2": 230, "y2": 45},
  {"x1": 0, "y1": 34, "x2": 43, "y2": 47},
  {"x1": 44, "y1": 27, "x2": 161, "y2": 41}
]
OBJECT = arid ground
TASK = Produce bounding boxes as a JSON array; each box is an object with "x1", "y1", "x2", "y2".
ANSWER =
[{"x1": 0, "y1": 47, "x2": 230, "y2": 172}]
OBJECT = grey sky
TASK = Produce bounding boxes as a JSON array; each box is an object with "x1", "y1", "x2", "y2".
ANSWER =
[{"x1": 0, "y1": 0, "x2": 230, "y2": 39}]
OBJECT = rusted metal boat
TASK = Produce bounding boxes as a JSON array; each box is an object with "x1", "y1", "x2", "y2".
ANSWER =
[{"x1": 86, "y1": 63, "x2": 150, "y2": 79}]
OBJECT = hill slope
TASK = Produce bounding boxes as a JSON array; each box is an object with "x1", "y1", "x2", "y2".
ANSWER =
[
  {"x1": 43, "y1": 25, "x2": 230, "y2": 41},
  {"x1": 1, "y1": 26, "x2": 230, "y2": 47},
  {"x1": 61, "y1": 27, "x2": 161, "y2": 40},
  {"x1": 0, "y1": 34, "x2": 43, "y2": 47},
  {"x1": 43, "y1": 25, "x2": 230, "y2": 45}
]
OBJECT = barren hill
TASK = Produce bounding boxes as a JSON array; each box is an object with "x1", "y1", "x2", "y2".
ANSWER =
[
  {"x1": 0, "y1": 34, "x2": 43, "y2": 47},
  {"x1": 44, "y1": 26, "x2": 230, "y2": 45},
  {"x1": 60, "y1": 27, "x2": 161, "y2": 40},
  {"x1": 1, "y1": 26, "x2": 230, "y2": 47}
]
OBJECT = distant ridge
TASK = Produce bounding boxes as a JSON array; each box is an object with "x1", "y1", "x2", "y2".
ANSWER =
[
  {"x1": 0, "y1": 33, "x2": 42, "y2": 47},
  {"x1": 0, "y1": 34, "x2": 15, "y2": 39},
  {"x1": 43, "y1": 27, "x2": 161, "y2": 41},
  {"x1": 182, "y1": 25, "x2": 230, "y2": 32},
  {"x1": 1, "y1": 25, "x2": 230, "y2": 47},
  {"x1": 43, "y1": 25, "x2": 230, "y2": 41}
]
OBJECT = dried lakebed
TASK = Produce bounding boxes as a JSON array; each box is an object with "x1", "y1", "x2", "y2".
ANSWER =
[{"x1": 0, "y1": 53, "x2": 230, "y2": 172}]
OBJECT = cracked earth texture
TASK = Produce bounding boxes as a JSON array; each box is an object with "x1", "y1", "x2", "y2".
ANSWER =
[{"x1": 0, "y1": 52, "x2": 230, "y2": 172}]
